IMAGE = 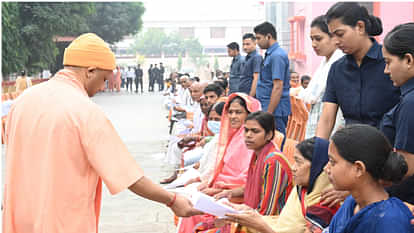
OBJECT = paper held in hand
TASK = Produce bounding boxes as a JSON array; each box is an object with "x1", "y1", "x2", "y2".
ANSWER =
[{"x1": 190, "y1": 192, "x2": 241, "y2": 218}]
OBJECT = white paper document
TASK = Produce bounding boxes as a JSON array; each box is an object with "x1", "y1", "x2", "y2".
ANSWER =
[{"x1": 191, "y1": 192, "x2": 241, "y2": 218}]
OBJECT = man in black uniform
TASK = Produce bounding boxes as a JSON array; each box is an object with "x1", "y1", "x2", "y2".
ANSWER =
[
  {"x1": 148, "y1": 64, "x2": 154, "y2": 92},
  {"x1": 159, "y1": 62, "x2": 165, "y2": 91},
  {"x1": 135, "y1": 64, "x2": 143, "y2": 93},
  {"x1": 152, "y1": 64, "x2": 160, "y2": 92}
]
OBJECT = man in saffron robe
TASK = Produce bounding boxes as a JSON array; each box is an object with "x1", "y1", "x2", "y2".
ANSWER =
[{"x1": 2, "y1": 33, "x2": 198, "y2": 233}]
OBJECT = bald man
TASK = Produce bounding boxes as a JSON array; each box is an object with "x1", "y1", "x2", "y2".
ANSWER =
[
  {"x1": 3, "y1": 33, "x2": 198, "y2": 233},
  {"x1": 161, "y1": 81, "x2": 208, "y2": 184},
  {"x1": 174, "y1": 76, "x2": 194, "y2": 112}
]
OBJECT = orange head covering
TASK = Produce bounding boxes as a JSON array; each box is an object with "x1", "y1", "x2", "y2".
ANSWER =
[
  {"x1": 208, "y1": 93, "x2": 262, "y2": 187},
  {"x1": 63, "y1": 33, "x2": 116, "y2": 70}
]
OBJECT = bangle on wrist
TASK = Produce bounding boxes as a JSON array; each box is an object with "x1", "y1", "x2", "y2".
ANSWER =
[{"x1": 166, "y1": 193, "x2": 177, "y2": 207}]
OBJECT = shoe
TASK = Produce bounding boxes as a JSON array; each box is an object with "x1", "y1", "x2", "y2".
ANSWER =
[{"x1": 160, "y1": 172, "x2": 178, "y2": 184}]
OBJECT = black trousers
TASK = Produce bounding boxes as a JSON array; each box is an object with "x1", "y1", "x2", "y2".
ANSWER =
[
  {"x1": 126, "y1": 78, "x2": 133, "y2": 92},
  {"x1": 121, "y1": 78, "x2": 125, "y2": 88},
  {"x1": 135, "y1": 77, "x2": 143, "y2": 92},
  {"x1": 159, "y1": 78, "x2": 164, "y2": 91},
  {"x1": 149, "y1": 77, "x2": 155, "y2": 92}
]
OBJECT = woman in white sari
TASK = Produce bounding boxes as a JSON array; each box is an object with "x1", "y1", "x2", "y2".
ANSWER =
[{"x1": 298, "y1": 15, "x2": 345, "y2": 139}]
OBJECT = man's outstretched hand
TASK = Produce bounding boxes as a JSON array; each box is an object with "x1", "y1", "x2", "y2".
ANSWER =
[{"x1": 170, "y1": 194, "x2": 203, "y2": 217}]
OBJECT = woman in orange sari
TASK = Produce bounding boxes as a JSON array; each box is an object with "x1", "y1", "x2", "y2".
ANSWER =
[
  {"x1": 194, "y1": 111, "x2": 294, "y2": 233},
  {"x1": 177, "y1": 93, "x2": 261, "y2": 233},
  {"x1": 114, "y1": 66, "x2": 121, "y2": 92}
]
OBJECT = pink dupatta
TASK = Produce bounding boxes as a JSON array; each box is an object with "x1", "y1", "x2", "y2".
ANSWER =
[
  {"x1": 208, "y1": 93, "x2": 261, "y2": 189},
  {"x1": 244, "y1": 141, "x2": 277, "y2": 209}
]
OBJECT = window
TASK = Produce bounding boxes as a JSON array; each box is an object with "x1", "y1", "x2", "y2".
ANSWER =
[
  {"x1": 210, "y1": 27, "x2": 226, "y2": 39},
  {"x1": 204, "y1": 47, "x2": 227, "y2": 54},
  {"x1": 179, "y1": 27, "x2": 195, "y2": 39},
  {"x1": 288, "y1": 16, "x2": 306, "y2": 62}
]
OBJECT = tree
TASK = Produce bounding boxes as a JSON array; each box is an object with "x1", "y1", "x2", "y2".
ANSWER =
[
  {"x1": 177, "y1": 53, "x2": 183, "y2": 71},
  {"x1": 214, "y1": 56, "x2": 220, "y2": 71},
  {"x1": 87, "y1": 2, "x2": 145, "y2": 44},
  {"x1": 184, "y1": 38, "x2": 208, "y2": 68},
  {"x1": 20, "y1": 2, "x2": 94, "y2": 73},
  {"x1": 132, "y1": 30, "x2": 205, "y2": 68},
  {"x1": 133, "y1": 28, "x2": 167, "y2": 57},
  {"x1": 1, "y1": 2, "x2": 94, "y2": 75},
  {"x1": 2, "y1": 2, "x2": 27, "y2": 77},
  {"x1": 2, "y1": 2, "x2": 145, "y2": 77}
]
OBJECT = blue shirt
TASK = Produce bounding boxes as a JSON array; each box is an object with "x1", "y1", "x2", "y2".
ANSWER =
[
  {"x1": 228, "y1": 54, "x2": 244, "y2": 94},
  {"x1": 256, "y1": 42, "x2": 291, "y2": 117},
  {"x1": 329, "y1": 196, "x2": 414, "y2": 233},
  {"x1": 238, "y1": 50, "x2": 262, "y2": 94},
  {"x1": 381, "y1": 79, "x2": 414, "y2": 205},
  {"x1": 323, "y1": 39, "x2": 400, "y2": 128},
  {"x1": 381, "y1": 77, "x2": 414, "y2": 154}
]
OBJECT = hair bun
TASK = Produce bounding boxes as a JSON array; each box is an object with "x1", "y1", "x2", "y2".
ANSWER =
[
  {"x1": 381, "y1": 151, "x2": 407, "y2": 183},
  {"x1": 367, "y1": 15, "x2": 383, "y2": 36}
]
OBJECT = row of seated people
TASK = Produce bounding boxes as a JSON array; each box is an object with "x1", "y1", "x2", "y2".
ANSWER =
[
  {"x1": 162, "y1": 76, "x2": 310, "y2": 184},
  {"x1": 162, "y1": 82, "x2": 413, "y2": 232},
  {"x1": 2, "y1": 77, "x2": 49, "y2": 144},
  {"x1": 170, "y1": 92, "x2": 335, "y2": 233},
  {"x1": 2, "y1": 91, "x2": 23, "y2": 144}
]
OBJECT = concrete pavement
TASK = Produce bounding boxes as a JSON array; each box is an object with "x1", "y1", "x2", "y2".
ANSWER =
[{"x1": 93, "y1": 91, "x2": 177, "y2": 233}]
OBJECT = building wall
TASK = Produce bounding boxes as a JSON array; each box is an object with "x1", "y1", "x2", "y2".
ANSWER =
[
  {"x1": 376, "y1": 2, "x2": 414, "y2": 42},
  {"x1": 115, "y1": 1, "x2": 266, "y2": 73},
  {"x1": 290, "y1": 2, "x2": 414, "y2": 78},
  {"x1": 290, "y1": 2, "x2": 336, "y2": 77},
  {"x1": 265, "y1": 2, "x2": 291, "y2": 52}
]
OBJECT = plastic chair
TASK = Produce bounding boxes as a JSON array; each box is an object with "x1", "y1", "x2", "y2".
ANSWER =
[
  {"x1": 2, "y1": 116, "x2": 7, "y2": 144},
  {"x1": 273, "y1": 130, "x2": 285, "y2": 150},
  {"x1": 286, "y1": 96, "x2": 309, "y2": 141},
  {"x1": 281, "y1": 137, "x2": 298, "y2": 166},
  {"x1": 2, "y1": 93, "x2": 11, "y2": 101}
]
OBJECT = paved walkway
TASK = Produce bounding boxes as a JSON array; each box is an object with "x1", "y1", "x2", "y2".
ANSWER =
[
  {"x1": 94, "y1": 91, "x2": 177, "y2": 233},
  {"x1": 2, "y1": 90, "x2": 178, "y2": 233}
]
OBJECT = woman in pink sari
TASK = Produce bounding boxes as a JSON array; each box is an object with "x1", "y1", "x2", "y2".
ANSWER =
[
  {"x1": 193, "y1": 111, "x2": 294, "y2": 233},
  {"x1": 177, "y1": 93, "x2": 261, "y2": 233}
]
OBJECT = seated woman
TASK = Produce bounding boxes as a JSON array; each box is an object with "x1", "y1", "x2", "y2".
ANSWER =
[
  {"x1": 325, "y1": 124, "x2": 413, "y2": 233},
  {"x1": 180, "y1": 98, "x2": 219, "y2": 167},
  {"x1": 177, "y1": 93, "x2": 261, "y2": 233},
  {"x1": 179, "y1": 101, "x2": 225, "y2": 177},
  {"x1": 194, "y1": 111, "x2": 294, "y2": 233},
  {"x1": 225, "y1": 137, "x2": 339, "y2": 233}
]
